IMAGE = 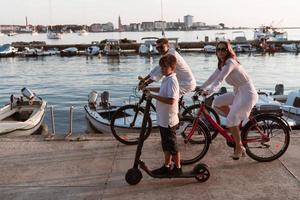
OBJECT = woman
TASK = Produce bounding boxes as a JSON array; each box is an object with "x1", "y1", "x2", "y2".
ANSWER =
[{"x1": 200, "y1": 41, "x2": 258, "y2": 160}]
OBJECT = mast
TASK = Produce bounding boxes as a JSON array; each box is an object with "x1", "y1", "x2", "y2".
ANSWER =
[{"x1": 161, "y1": 0, "x2": 165, "y2": 37}]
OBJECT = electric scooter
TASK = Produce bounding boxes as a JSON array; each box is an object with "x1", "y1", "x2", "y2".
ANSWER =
[{"x1": 125, "y1": 96, "x2": 210, "y2": 185}]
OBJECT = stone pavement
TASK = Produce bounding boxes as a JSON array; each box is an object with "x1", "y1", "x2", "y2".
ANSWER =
[{"x1": 0, "y1": 131, "x2": 299, "y2": 200}]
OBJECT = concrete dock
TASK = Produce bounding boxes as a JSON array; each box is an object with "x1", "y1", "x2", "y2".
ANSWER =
[{"x1": 0, "y1": 131, "x2": 299, "y2": 200}]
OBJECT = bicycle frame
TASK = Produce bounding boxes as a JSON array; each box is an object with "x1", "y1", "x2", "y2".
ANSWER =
[{"x1": 185, "y1": 100, "x2": 270, "y2": 145}]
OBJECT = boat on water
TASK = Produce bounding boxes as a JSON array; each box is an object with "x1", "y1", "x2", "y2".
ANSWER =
[
  {"x1": 0, "y1": 88, "x2": 47, "y2": 136},
  {"x1": 60, "y1": 47, "x2": 78, "y2": 57},
  {"x1": 103, "y1": 39, "x2": 121, "y2": 56},
  {"x1": 22, "y1": 47, "x2": 57, "y2": 57},
  {"x1": 254, "y1": 26, "x2": 287, "y2": 41},
  {"x1": 7, "y1": 31, "x2": 17, "y2": 37},
  {"x1": 282, "y1": 90, "x2": 300, "y2": 127},
  {"x1": 203, "y1": 45, "x2": 216, "y2": 53},
  {"x1": 281, "y1": 43, "x2": 300, "y2": 52},
  {"x1": 78, "y1": 29, "x2": 89, "y2": 36},
  {"x1": 0, "y1": 44, "x2": 18, "y2": 57},
  {"x1": 86, "y1": 46, "x2": 100, "y2": 56},
  {"x1": 232, "y1": 31, "x2": 255, "y2": 53},
  {"x1": 47, "y1": 30, "x2": 62, "y2": 39},
  {"x1": 138, "y1": 37, "x2": 159, "y2": 55},
  {"x1": 85, "y1": 90, "x2": 156, "y2": 134}
]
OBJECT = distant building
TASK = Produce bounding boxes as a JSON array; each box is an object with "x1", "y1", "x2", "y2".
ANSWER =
[
  {"x1": 129, "y1": 23, "x2": 141, "y2": 31},
  {"x1": 90, "y1": 23, "x2": 103, "y2": 32},
  {"x1": 141, "y1": 22, "x2": 154, "y2": 31},
  {"x1": 166, "y1": 22, "x2": 184, "y2": 30},
  {"x1": 191, "y1": 22, "x2": 206, "y2": 30},
  {"x1": 118, "y1": 16, "x2": 124, "y2": 32},
  {"x1": 184, "y1": 15, "x2": 194, "y2": 29},
  {"x1": 102, "y1": 22, "x2": 114, "y2": 32},
  {"x1": 154, "y1": 21, "x2": 166, "y2": 31}
]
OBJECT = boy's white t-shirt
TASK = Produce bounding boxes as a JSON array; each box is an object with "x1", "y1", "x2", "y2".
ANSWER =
[{"x1": 156, "y1": 73, "x2": 180, "y2": 128}]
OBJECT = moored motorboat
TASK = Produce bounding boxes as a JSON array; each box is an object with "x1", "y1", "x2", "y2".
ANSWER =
[
  {"x1": 86, "y1": 46, "x2": 100, "y2": 56},
  {"x1": 282, "y1": 90, "x2": 300, "y2": 127},
  {"x1": 60, "y1": 47, "x2": 78, "y2": 57},
  {"x1": 138, "y1": 37, "x2": 159, "y2": 55},
  {"x1": 103, "y1": 39, "x2": 121, "y2": 56},
  {"x1": 0, "y1": 88, "x2": 47, "y2": 136},
  {"x1": 0, "y1": 44, "x2": 18, "y2": 57}
]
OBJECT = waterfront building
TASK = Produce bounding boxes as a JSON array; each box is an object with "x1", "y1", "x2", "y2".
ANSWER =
[
  {"x1": 102, "y1": 22, "x2": 114, "y2": 32},
  {"x1": 184, "y1": 15, "x2": 194, "y2": 29},
  {"x1": 154, "y1": 21, "x2": 166, "y2": 31},
  {"x1": 166, "y1": 22, "x2": 184, "y2": 30},
  {"x1": 90, "y1": 23, "x2": 103, "y2": 32},
  {"x1": 129, "y1": 23, "x2": 141, "y2": 31},
  {"x1": 141, "y1": 22, "x2": 154, "y2": 31}
]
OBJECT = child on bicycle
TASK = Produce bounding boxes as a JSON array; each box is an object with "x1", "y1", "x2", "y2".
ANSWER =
[{"x1": 144, "y1": 54, "x2": 182, "y2": 176}]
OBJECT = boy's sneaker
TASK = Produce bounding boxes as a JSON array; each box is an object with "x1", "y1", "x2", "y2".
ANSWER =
[
  {"x1": 151, "y1": 165, "x2": 171, "y2": 176},
  {"x1": 171, "y1": 166, "x2": 183, "y2": 177}
]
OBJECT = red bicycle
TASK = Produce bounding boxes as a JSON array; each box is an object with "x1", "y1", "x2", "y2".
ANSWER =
[{"x1": 178, "y1": 90, "x2": 291, "y2": 165}]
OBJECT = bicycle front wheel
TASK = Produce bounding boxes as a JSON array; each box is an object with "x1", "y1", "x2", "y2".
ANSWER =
[
  {"x1": 182, "y1": 104, "x2": 220, "y2": 140},
  {"x1": 110, "y1": 104, "x2": 152, "y2": 145},
  {"x1": 242, "y1": 114, "x2": 290, "y2": 162},
  {"x1": 176, "y1": 117, "x2": 211, "y2": 165}
]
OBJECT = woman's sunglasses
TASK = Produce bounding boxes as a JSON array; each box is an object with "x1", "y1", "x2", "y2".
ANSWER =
[{"x1": 216, "y1": 47, "x2": 227, "y2": 52}]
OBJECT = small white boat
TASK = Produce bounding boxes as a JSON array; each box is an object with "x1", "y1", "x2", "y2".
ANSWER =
[
  {"x1": 215, "y1": 32, "x2": 228, "y2": 42},
  {"x1": 7, "y1": 31, "x2": 17, "y2": 37},
  {"x1": 203, "y1": 45, "x2": 216, "y2": 53},
  {"x1": 78, "y1": 29, "x2": 89, "y2": 36},
  {"x1": 103, "y1": 39, "x2": 121, "y2": 56},
  {"x1": 0, "y1": 44, "x2": 18, "y2": 57},
  {"x1": 47, "y1": 30, "x2": 62, "y2": 39},
  {"x1": 60, "y1": 47, "x2": 78, "y2": 57},
  {"x1": 282, "y1": 43, "x2": 300, "y2": 52},
  {"x1": 85, "y1": 91, "x2": 157, "y2": 133},
  {"x1": 139, "y1": 37, "x2": 159, "y2": 55},
  {"x1": 232, "y1": 31, "x2": 255, "y2": 53},
  {"x1": 86, "y1": 46, "x2": 100, "y2": 56},
  {"x1": 0, "y1": 88, "x2": 47, "y2": 136},
  {"x1": 282, "y1": 90, "x2": 300, "y2": 127}
]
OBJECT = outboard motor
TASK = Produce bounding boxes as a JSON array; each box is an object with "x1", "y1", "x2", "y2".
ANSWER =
[
  {"x1": 21, "y1": 87, "x2": 35, "y2": 100},
  {"x1": 88, "y1": 90, "x2": 98, "y2": 108},
  {"x1": 274, "y1": 84, "x2": 284, "y2": 95},
  {"x1": 100, "y1": 91, "x2": 110, "y2": 108}
]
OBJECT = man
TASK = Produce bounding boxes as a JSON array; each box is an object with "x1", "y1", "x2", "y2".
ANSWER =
[{"x1": 139, "y1": 38, "x2": 196, "y2": 95}]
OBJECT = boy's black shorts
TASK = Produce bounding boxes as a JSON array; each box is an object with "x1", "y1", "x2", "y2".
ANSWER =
[{"x1": 159, "y1": 124, "x2": 179, "y2": 155}]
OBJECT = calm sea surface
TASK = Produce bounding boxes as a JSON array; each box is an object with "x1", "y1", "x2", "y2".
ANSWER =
[{"x1": 1, "y1": 30, "x2": 300, "y2": 134}]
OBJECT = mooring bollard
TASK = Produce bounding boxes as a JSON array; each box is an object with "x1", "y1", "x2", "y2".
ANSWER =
[
  {"x1": 50, "y1": 106, "x2": 56, "y2": 135},
  {"x1": 65, "y1": 106, "x2": 74, "y2": 139}
]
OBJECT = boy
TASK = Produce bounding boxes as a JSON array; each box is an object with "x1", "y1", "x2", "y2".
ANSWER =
[{"x1": 145, "y1": 54, "x2": 182, "y2": 176}]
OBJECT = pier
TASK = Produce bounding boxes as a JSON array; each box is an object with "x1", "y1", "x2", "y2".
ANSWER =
[
  {"x1": 0, "y1": 131, "x2": 299, "y2": 199},
  {"x1": 11, "y1": 40, "x2": 300, "y2": 53}
]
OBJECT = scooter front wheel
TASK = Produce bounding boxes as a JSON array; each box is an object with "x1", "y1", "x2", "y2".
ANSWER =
[
  {"x1": 125, "y1": 168, "x2": 143, "y2": 185},
  {"x1": 193, "y1": 163, "x2": 210, "y2": 182}
]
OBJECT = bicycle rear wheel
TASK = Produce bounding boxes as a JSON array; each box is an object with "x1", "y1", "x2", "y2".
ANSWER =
[
  {"x1": 110, "y1": 104, "x2": 152, "y2": 145},
  {"x1": 176, "y1": 117, "x2": 211, "y2": 165},
  {"x1": 182, "y1": 104, "x2": 220, "y2": 140},
  {"x1": 242, "y1": 114, "x2": 290, "y2": 162}
]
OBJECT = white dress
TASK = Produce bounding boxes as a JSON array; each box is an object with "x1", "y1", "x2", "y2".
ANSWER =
[
  {"x1": 201, "y1": 58, "x2": 258, "y2": 127},
  {"x1": 149, "y1": 48, "x2": 196, "y2": 95}
]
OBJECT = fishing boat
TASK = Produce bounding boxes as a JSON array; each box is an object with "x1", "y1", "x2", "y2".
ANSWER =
[{"x1": 0, "y1": 88, "x2": 47, "y2": 136}]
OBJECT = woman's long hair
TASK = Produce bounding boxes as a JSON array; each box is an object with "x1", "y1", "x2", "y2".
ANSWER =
[{"x1": 216, "y1": 41, "x2": 240, "y2": 70}]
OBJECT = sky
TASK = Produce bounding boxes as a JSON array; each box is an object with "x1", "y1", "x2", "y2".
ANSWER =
[{"x1": 1, "y1": 0, "x2": 300, "y2": 28}]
